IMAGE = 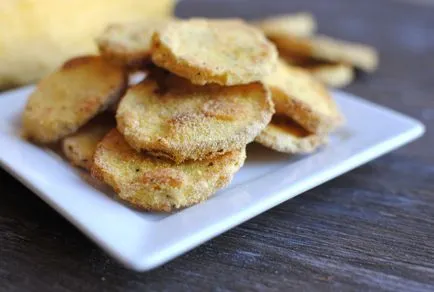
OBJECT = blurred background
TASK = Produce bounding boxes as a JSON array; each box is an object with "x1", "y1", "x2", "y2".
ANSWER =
[
  {"x1": 0, "y1": 0, "x2": 174, "y2": 89},
  {"x1": 1, "y1": 0, "x2": 432, "y2": 89}
]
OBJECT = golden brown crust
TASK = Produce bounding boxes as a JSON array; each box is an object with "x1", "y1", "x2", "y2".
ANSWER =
[
  {"x1": 280, "y1": 54, "x2": 354, "y2": 88},
  {"x1": 61, "y1": 114, "x2": 114, "y2": 170},
  {"x1": 270, "y1": 34, "x2": 379, "y2": 72},
  {"x1": 22, "y1": 56, "x2": 127, "y2": 143},
  {"x1": 255, "y1": 115, "x2": 327, "y2": 153},
  {"x1": 108, "y1": 71, "x2": 149, "y2": 113},
  {"x1": 116, "y1": 77, "x2": 274, "y2": 163},
  {"x1": 96, "y1": 20, "x2": 171, "y2": 69},
  {"x1": 253, "y1": 12, "x2": 317, "y2": 38},
  {"x1": 91, "y1": 129, "x2": 246, "y2": 212},
  {"x1": 151, "y1": 18, "x2": 278, "y2": 85},
  {"x1": 306, "y1": 62, "x2": 354, "y2": 88},
  {"x1": 264, "y1": 60, "x2": 343, "y2": 134}
]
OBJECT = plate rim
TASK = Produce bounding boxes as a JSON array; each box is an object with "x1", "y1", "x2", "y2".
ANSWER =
[{"x1": 0, "y1": 86, "x2": 425, "y2": 271}]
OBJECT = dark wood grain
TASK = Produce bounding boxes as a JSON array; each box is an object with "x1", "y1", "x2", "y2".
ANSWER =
[{"x1": 1, "y1": 0, "x2": 433, "y2": 291}]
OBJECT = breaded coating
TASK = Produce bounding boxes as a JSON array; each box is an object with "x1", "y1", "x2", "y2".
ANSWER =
[
  {"x1": 97, "y1": 19, "x2": 171, "y2": 69},
  {"x1": 108, "y1": 70, "x2": 149, "y2": 113},
  {"x1": 264, "y1": 60, "x2": 343, "y2": 134},
  {"x1": 116, "y1": 77, "x2": 274, "y2": 163},
  {"x1": 92, "y1": 129, "x2": 246, "y2": 212},
  {"x1": 282, "y1": 55, "x2": 354, "y2": 88},
  {"x1": 151, "y1": 18, "x2": 278, "y2": 85},
  {"x1": 62, "y1": 115, "x2": 114, "y2": 170},
  {"x1": 22, "y1": 56, "x2": 127, "y2": 143},
  {"x1": 306, "y1": 62, "x2": 354, "y2": 88},
  {"x1": 255, "y1": 115, "x2": 327, "y2": 154},
  {"x1": 270, "y1": 34, "x2": 378, "y2": 72},
  {"x1": 253, "y1": 12, "x2": 317, "y2": 38}
]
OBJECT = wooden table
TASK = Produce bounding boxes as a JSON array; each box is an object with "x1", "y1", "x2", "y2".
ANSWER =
[{"x1": 1, "y1": 0, "x2": 433, "y2": 290}]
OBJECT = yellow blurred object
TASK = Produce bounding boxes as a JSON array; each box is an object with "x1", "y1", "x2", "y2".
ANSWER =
[{"x1": 0, "y1": 0, "x2": 174, "y2": 89}]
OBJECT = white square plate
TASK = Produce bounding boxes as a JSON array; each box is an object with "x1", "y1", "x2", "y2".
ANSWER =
[{"x1": 0, "y1": 86, "x2": 424, "y2": 271}]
